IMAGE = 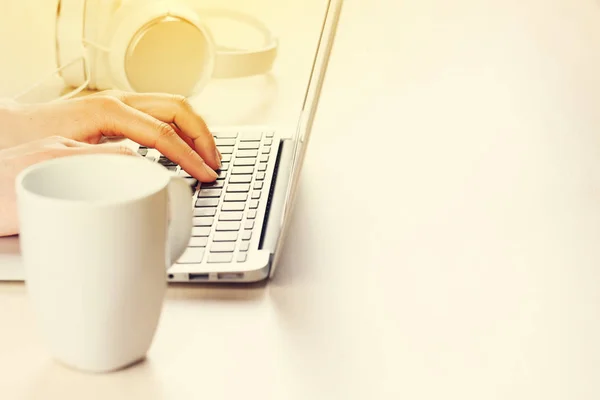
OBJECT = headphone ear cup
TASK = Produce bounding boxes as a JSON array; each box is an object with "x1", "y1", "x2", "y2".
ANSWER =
[{"x1": 104, "y1": 0, "x2": 216, "y2": 97}]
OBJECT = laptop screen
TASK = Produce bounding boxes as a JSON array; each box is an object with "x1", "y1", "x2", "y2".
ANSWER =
[{"x1": 188, "y1": 0, "x2": 336, "y2": 130}]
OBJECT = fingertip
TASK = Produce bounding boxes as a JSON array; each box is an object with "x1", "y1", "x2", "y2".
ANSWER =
[
  {"x1": 213, "y1": 147, "x2": 222, "y2": 169},
  {"x1": 181, "y1": 158, "x2": 218, "y2": 182},
  {"x1": 203, "y1": 163, "x2": 219, "y2": 181},
  {"x1": 189, "y1": 169, "x2": 217, "y2": 183},
  {"x1": 122, "y1": 147, "x2": 137, "y2": 156},
  {"x1": 199, "y1": 152, "x2": 221, "y2": 171}
]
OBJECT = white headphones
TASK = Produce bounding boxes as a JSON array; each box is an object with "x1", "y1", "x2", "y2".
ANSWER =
[{"x1": 16, "y1": 0, "x2": 278, "y2": 100}]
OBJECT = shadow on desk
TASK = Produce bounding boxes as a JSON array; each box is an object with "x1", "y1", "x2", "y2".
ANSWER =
[{"x1": 166, "y1": 281, "x2": 268, "y2": 303}]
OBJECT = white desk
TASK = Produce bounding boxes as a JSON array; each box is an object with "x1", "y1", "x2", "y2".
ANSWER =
[{"x1": 4, "y1": 0, "x2": 600, "y2": 398}]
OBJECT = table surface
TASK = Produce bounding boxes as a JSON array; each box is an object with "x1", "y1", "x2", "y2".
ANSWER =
[{"x1": 4, "y1": 0, "x2": 600, "y2": 398}]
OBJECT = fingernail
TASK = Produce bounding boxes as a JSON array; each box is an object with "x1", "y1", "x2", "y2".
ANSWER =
[
  {"x1": 214, "y1": 148, "x2": 222, "y2": 167},
  {"x1": 204, "y1": 163, "x2": 218, "y2": 179}
]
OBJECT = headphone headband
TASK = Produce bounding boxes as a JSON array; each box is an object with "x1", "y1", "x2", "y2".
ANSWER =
[
  {"x1": 56, "y1": 0, "x2": 88, "y2": 87},
  {"x1": 197, "y1": 8, "x2": 278, "y2": 79},
  {"x1": 53, "y1": 0, "x2": 278, "y2": 97}
]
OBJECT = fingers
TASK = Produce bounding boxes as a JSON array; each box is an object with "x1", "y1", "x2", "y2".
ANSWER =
[
  {"x1": 43, "y1": 136, "x2": 89, "y2": 148},
  {"x1": 93, "y1": 97, "x2": 218, "y2": 182},
  {"x1": 103, "y1": 92, "x2": 222, "y2": 170},
  {"x1": 6, "y1": 139, "x2": 139, "y2": 174},
  {"x1": 0, "y1": 136, "x2": 84, "y2": 159},
  {"x1": 170, "y1": 123, "x2": 195, "y2": 149},
  {"x1": 55, "y1": 144, "x2": 139, "y2": 157}
]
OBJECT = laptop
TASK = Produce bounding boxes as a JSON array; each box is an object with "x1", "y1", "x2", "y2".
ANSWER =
[{"x1": 0, "y1": 0, "x2": 342, "y2": 284}]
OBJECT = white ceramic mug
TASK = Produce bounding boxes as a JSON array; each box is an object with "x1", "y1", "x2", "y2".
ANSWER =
[{"x1": 15, "y1": 153, "x2": 193, "y2": 373}]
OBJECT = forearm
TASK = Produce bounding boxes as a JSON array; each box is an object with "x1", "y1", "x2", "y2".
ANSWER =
[{"x1": 0, "y1": 101, "x2": 27, "y2": 150}]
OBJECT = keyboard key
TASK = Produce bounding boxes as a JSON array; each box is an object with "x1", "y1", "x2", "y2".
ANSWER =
[
  {"x1": 219, "y1": 163, "x2": 229, "y2": 171},
  {"x1": 215, "y1": 138, "x2": 236, "y2": 146},
  {"x1": 210, "y1": 242, "x2": 236, "y2": 252},
  {"x1": 137, "y1": 148, "x2": 148, "y2": 156},
  {"x1": 195, "y1": 198, "x2": 219, "y2": 207},
  {"x1": 266, "y1": 131, "x2": 275, "y2": 138},
  {"x1": 233, "y1": 158, "x2": 256, "y2": 166},
  {"x1": 193, "y1": 217, "x2": 214, "y2": 226},
  {"x1": 244, "y1": 220, "x2": 255, "y2": 230},
  {"x1": 239, "y1": 241, "x2": 250, "y2": 251},
  {"x1": 224, "y1": 193, "x2": 247, "y2": 202},
  {"x1": 241, "y1": 231, "x2": 252, "y2": 240},
  {"x1": 240, "y1": 132, "x2": 262, "y2": 141},
  {"x1": 249, "y1": 200, "x2": 259, "y2": 209},
  {"x1": 214, "y1": 132, "x2": 238, "y2": 139},
  {"x1": 193, "y1": 208, "x2": 216, "y2": 217},
  {"x1": 236, "y1": 150, "x2": 258, "y2": 158},
  {"x1": 247, "y1": 210, "x2": 257, "y2": 219},
  {"x1": 257, "y1": 163, "x2": 267, "y2": 172},
  {"x1": 192, "y1": 227, "x2": 211, "y2": 236},
  {"x1": 213, "y1": 231, "x2": 238, "y2": 242},
  {"x1": 178, "y1": 170, "x2": 192, "y2": 178},
  {"x1": 232, "y1": 166, "x2": 254, "y2": 175},
  {"x1": 221, "y1": 154, "x2": 232, "y2": 163},
  {"x1": 239, "y1": 142, "x2": 260, "y2": 150},
  {"x1": 216, "y1": 222, "x2": 241, "y2": 231},
  {"x1": 251, "y1": 190, "x2": 261, "y2": 199},
  {"x1": 253, "y1": 181, "x2": 263, "y2": 190},
  {"x1": 202, "y1": 180, "x2": 224, "y2": 189},
  {"x1": 198, "y1": 189, "x2": 222, "y2": 198},
  {"x1": 237, "y1": 252, "x2": 247, "y2": 262},
  {"x1": 207, "y1": 253, "x2": 233, "y2": 263},
  {"x1": 256, "y1": 172, "x2": 266, "y2": 180},
  {"x1": 261, "y1": 146, "x2": 271, "y2": 154},
  {"x1": 189, "y1": 237, "x2": 208, "y2": 247},
  {"x1": 219, "y1": 212, "x2": 243, "y2": 221},
  {"x1": 264, "y1": 138, "x2": 273, "y2": 146},
  {"x1": 217, "y1": 170, "x2": 227, "y2": 178},
  {"x1": 226, "y1": 184, "x2": 250, "y2": 193},
  {"x1": 177, "y1": 248, "x2": 205, "y2": 264},
  {"x1": 229, "y1": 175, "x2": 252, "y2": 184},
  {"x1": 221, "y1": 202, "x2": 245, "y2": 211},
  {"x1": 219, "y1": 146, "x2": 234, "y2": 154},
  {"x1": 259, "y1": 154, "x2": 269, "y2": 163},
  {"x1": 165, "y1": 165, "x2": 177, "y2": 171},
  {"x1": 158, "y1": 157, "x2": 175, "y2": 166}
]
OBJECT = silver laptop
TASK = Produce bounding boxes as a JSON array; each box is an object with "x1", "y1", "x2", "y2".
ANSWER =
[{"x1": 0, "y1": 0, "x2": 342, "y2": 284}]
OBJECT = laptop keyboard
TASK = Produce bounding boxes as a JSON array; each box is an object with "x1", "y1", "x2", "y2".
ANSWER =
[{"x1": 138, "y1": 130, "x2": 277, "y2": 265}]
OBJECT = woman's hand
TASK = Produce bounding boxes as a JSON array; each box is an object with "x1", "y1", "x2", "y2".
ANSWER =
[
  {"x1": 0, "y1": 91, "x2": 221, "y2": 181},
  {"x1": 0, "y1": 136, "x2": 139, "y2": 236}
]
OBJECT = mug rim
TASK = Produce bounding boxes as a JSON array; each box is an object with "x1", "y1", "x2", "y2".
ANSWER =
[{"x1": 15, "y1": 153, "x2": 174, "y2": 208}]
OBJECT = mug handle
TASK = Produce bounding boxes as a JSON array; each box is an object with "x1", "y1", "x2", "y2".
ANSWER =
[{"x1": 167, "y1": 177, "x2": 193, "y2": 266}]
